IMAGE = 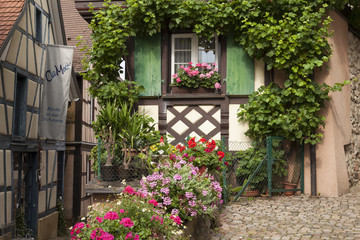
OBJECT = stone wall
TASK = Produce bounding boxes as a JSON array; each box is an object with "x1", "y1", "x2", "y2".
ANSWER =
[{"x1": 348, "y1": 31, "x2": 360, "y2": 186}]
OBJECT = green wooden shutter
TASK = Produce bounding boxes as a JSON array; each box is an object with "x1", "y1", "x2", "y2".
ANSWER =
[
  {"x1": 134, "y1": 34, "x2": 162, "y2": 97},
  {"x1": 226, "y1": 33, "x2": 254, "y2": 95}
]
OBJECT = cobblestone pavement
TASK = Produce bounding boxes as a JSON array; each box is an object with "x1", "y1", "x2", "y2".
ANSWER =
[{"x1": 211, "y1": 185, "x2": 360, "y2": 240}]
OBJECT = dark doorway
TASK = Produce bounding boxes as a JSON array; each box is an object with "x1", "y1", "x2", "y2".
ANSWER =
[{"x1": 13, "y1": 152, "x2": 39, "y2": 237}]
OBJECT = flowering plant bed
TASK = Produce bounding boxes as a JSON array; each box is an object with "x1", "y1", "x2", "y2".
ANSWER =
[
  {"x1": 70, "y1": 186, "x2": 187, "y2": 239},
  {"x1": 170, "y1": 62, "x2": 221, "y2": 90},
  {"x1": 139, "y1": 159, "x2": 223, "y2": 222}
]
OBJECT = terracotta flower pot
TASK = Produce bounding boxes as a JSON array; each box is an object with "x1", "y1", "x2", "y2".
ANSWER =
[
  {"x1": 283, "y1": 182, "x2": 297, "y2": 196},
  {"x1": 198, "y1": 165, "x2": 207, "y2": 176},
  {"x1": 243, "y1": 190, "x2": 259, "y2": 197}
]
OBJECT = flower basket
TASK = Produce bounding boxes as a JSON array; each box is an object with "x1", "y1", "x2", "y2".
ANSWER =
[
  {"x1": 171, "y1": 86, "x2": 215, "y2": 94},
  {"x1": 170, "y1": 62, "x2": 221, "y2": 91}
]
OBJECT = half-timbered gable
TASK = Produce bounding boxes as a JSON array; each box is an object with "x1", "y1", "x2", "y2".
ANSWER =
[{"x1": 0, "y1": 0, "x2": 74, "y2": 239}]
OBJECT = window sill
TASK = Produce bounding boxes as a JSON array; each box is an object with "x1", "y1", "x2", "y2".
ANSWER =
[{"x1": 163, "y1": 93, "x2": 226, "y2": 99}]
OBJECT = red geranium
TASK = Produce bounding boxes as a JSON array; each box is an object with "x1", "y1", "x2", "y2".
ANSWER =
[
  {"x1": 188, "y1": 137, "x2": 197, "y2": 148},
  {"x1": 176, "y1": 144, "x2": 185, "y2": 153},
  {"x1": 206, "y1": 140, "x2": 216, "y2": 152},
  {"x1": 217, "y1": 151, "x2": 225, "y2": 160}
]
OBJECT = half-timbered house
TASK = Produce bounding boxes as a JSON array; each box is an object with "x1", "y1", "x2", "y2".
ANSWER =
[
  {"x1": 61, "y1": 0, "x2": 99, "y2": 224},
  {"x1": 0, "y1": 0, "x2": 78, "y2": 239}
]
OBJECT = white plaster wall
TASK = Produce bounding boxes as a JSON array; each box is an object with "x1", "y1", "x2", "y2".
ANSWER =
[
  {"x1": 2, "y1": 68, "x2": 15, "y2": 102},
  {"x1": 0, "y1": 106, "x2": 13, "y2": 135},
  {"x1": 26, "y1": 112, "x2": 38, "y2": 139},
  {"x1": 138, "y1": 105, "x2": 159, "y2": 130},
  {"x1": 229, "y1": 104, "x2": 251, "y2": 151},
  {"x1": 254, "y1": 59, "x2": 265, "y2": 91},
  {"x1": 0, "y1": 150, "x2": 12, "y2": 188},
  {"x1": 27, "y1": 80, "x2": 39, "y2": 108},
  {"x1": 38, "y1": 191, "x2": 46, "y2": 214},
  {"x1": 0, "y1": 191, "x2": 12, "y2": 225}
]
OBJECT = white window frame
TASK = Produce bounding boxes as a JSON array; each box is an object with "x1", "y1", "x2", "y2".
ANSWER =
[{"x1": 171, "y1": 33, "x2": 219, "y2": 76}]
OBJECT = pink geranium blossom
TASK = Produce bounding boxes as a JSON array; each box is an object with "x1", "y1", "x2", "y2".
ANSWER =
[
  {"x1": 123, "y1": 186, "x2": 136, "y2": 195},
  {"x1": 120, "y1": 218, "x2": 134, "y2": 228}
]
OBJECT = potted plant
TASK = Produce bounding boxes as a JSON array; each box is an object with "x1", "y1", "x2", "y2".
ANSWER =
[
  {"x1": 92, "y1": 103, "x2": 123, "y2": 180},
  {"x1": 70, "y1": 186, "x2": 186, "y2": 239},
  {"x1": 170, "y1": 62, "x2": 221, "y2": 93},
  {"x1": 92, "y1": 100, "x2": 160, "y2": 181}
]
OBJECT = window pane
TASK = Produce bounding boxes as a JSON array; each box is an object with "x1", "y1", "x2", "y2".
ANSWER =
[
  {"x1": 199, "y1": 50, "x2": 215, "y2": 63},
  {"x1": 198, "y1": 37, "x2": 215, "y2": 51},
  {"x1": 175, "y1": 38, "x2": 191, "y2": 50},
  {"x1": 175, "y1": 51, "x2": 191, "y2": 63}
]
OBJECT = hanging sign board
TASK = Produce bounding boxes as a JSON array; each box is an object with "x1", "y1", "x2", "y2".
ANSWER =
[{"x1": 39, "y1": 44, "x2": 74, "y2": 140}]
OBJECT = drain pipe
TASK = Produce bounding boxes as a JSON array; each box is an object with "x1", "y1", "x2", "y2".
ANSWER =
[{"x1": 310, "y1": 143, "x2": 317, "y2": 196}]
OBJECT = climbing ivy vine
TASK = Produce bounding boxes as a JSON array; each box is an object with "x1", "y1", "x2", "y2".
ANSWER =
[{"x1": 83, "y1": 0, "x2": 351, "y2": 145}]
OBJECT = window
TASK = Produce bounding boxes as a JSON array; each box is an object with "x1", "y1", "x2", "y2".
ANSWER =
[
  {"x1": 35, "y1": 8, "x2": 42, "y2": 42},
  {"x1": 171, "y1": 33, "x2": 218, "y2": 76},
  {"x1": 13, "y1": 74, "x2": 28, "y2": 138}
]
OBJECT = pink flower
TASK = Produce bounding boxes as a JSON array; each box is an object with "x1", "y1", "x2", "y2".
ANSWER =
[
  {"x1": 173, "y1": 174, "x2": 182, "y2": 181},
  {"x1": 176, "y1": 77, "x2": 181, "y2": 83},
  {"x1": 71, "y1": 222, "x2": 85, "y2": 235},
  {"x1": 206, "y1": 72, "x2": 212, "y2": 78},
  {"x1": 215, "y1": 82, "x2": 221, "y2": 89},
  {"x1": 172, "y1": 73, "x2": 178, "y2": 78},
  {"x1": 171, "y1": 209, "x2": 179, "y2": 215},
  {"x1": 188, "y1": 62, "x2": 193, "y2": 65},
  {"x1": 162, "y1": 196, "x2": 172, "y2": 205},
  {"x1": 200, "y1": 74, "x2": 205, "y2": 78},
  {"x1": 134, "y1": 235, "x2": 140, "y2": 240},
  {"x1": 160, "y1": 187, "x2": 170, "y2": 195},
  {"x1": 120, "y1": 218, "x2": 134, "y2": 228},
  {"x1": 170, "y1": 215, "x2": 182, "y2": 225},
  {"x1": 148, "y1": 199, "x2": 158, "y2": 207},
  {"x1": 125, "y1": 232, "x2": 133, "y2": 239},
  {"x1": 104, "y1": 211, "x2": 119, "y2": 220},
  {"x1": 124, "y1": 186, "x2": 136, "y2": 195},
  {"x1": 196, "y1": 63, "x2": 202, "y2": 67},
  {"x1": 119, "y1": 209, "x2": 125, "y2": 213},
  {"x1": 96, "y1": 216, "x2": 103, "y2": 223}
]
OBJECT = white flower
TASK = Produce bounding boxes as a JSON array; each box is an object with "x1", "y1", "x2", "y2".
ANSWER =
[
  {"x1": 81, "y1": 217, "x2": 85, "y2": 220},
  {"x1": 158, "y1": 150, "x2": 164, "y2": 155},
  {"x1": 142, "y1": 208, "x2": 147, "y2": 212},
  {"x1": 121, "y1": 179, "x2": 126, "y2": 185},
  {"x1": 117, "y1": 201, "x2": 121, "y2": 205}
]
